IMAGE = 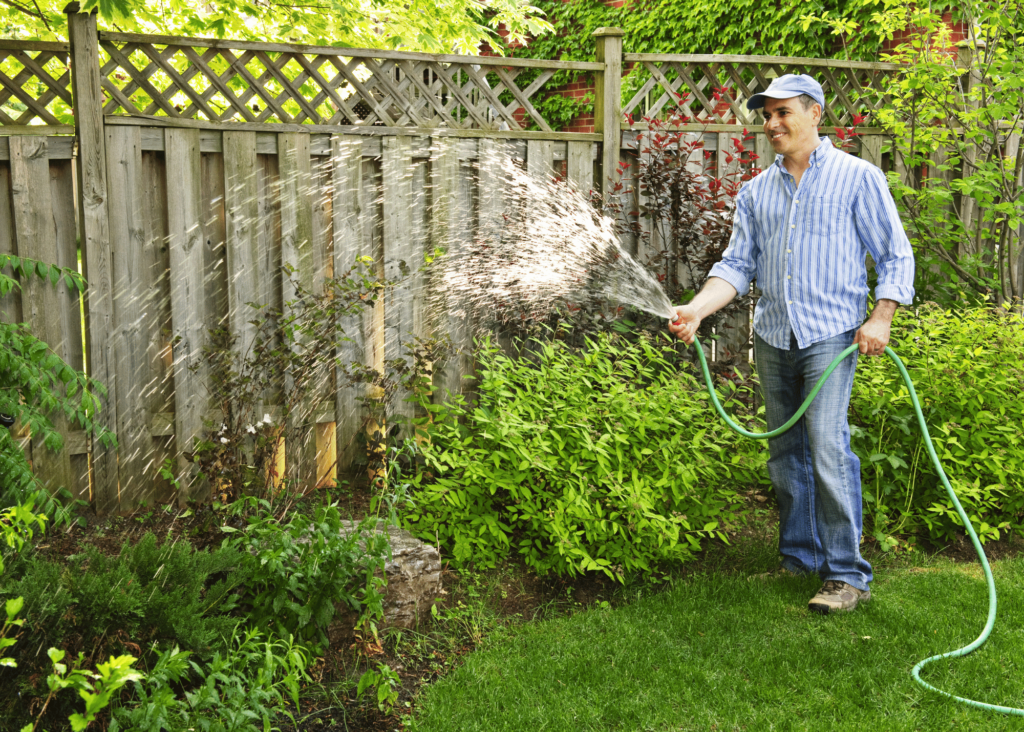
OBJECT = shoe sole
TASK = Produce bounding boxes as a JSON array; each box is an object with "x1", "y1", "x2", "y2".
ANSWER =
[{"x1": 808, "y1": 591, "x2": 871, "y2": 615}]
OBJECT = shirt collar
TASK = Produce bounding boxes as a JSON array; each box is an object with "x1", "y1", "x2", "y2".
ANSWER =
[{"x1": 774, "y1": 136, "x2": 833, "y2": 172}]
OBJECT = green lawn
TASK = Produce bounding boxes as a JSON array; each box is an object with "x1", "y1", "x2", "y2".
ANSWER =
[{"x1": 412, "y1": 557, "x2": 1024, "y2": 731}]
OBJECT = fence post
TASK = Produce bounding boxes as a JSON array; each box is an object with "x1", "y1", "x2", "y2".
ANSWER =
[
  {"x1": 65, "y1": 3, "x2": 119, "y2": 513},
  {"x1": 593, "y1": 27, "x2": 624, "y2": 200}
]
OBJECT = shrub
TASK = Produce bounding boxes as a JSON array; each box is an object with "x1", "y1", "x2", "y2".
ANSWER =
[
  {"x1": 223, "y1": 498, "x2": 390, "y2": 650},
  {"x1": 110, "y1": 629, "x2": 310, "y2": 732},
  {"x1": 850, "y1": 302, "x2": 1024, "y2": 547},
  {"x1": 0, "y1": 532, "x2": 241, "y2": 667},
  {"x1": 0, "y1": 255, "x2": 115, "y2": 519},
  {"x1": 405, "y1": 332, "x2": 768, "y2": 579}
]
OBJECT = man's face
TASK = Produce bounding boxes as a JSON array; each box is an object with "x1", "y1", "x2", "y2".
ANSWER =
[{"x1": 762, "y1": 96, "x2": 821, "y2": 156}]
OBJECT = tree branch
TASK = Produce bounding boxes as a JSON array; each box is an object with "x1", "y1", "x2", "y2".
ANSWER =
[{"x1": 0, "y1": 0, "x2": 45, "y2": 20}]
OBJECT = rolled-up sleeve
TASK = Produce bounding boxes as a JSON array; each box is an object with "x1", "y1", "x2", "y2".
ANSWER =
[
  {"x1": 709, "y1": 187, "x2": 759, "y2": 297},
  {"x1": 854, "y1": 167, "x2": 916, "y2": 305}
]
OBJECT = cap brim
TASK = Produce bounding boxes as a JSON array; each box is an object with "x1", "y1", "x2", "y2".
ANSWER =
[{"x1": 745, "y1": 89, "x2": 809, "y2": 110}]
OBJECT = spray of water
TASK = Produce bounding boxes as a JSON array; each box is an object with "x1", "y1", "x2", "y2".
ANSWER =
[{"x1": 429, "y1": 151, "x2": 677, "y2": 337}]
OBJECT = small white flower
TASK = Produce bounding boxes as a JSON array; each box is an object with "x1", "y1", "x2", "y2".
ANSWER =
[
  {"x1": 263, "y1": 413, "x2": 273, "y2": 424},
  {"x1": 220, "y1": 437, "x2": 229, "y2": 444},
  {"x1": 218, "y1": 423, "x2": 227, "y2": 433},
  {"x1": 245, "y1": 424, "x2": 256, "y2": 435}
]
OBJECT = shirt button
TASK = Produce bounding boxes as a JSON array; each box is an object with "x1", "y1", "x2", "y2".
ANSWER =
[
  {"x1": 795, "y1": 199, "x2": 799, "y2": 204},
  {"x1": 788, "y1": 275, "x2": 792, "y2": 279},
  {"x1": 790, "y1": 224, "x2": 795, "y2": 229},
  {"x1": 788, "y1": 301, "x2": 793, "y2": 305},
  {"x1": 786, "y1": 249, "x2": 792, "y2": 253}
]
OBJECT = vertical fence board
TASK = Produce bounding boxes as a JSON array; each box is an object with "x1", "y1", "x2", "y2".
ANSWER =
[
  {"x1": 50, "y1": 159, "x2": 88, "y2": 501},
  {"x1": 10, "y1": 136, "x2": 74, "y2": 495},
  {"x1": 527, "y1": 139, "x2": 554, "y2": 179},
  {"x1": 716, "y1": 131, "x2": 748, "y2": 364},
  {"x1": 106, "y1": 125, "x2": 157, "y2": 506},
  {"x1": 332, "y1": 135, "x2": 367, "y2": 473},
  {"x1": 567, "y1": 141, "x2": 594, "y2": 194},
  {"x1": 311, "y1": 153, "x2": 335, "y2": 486},
  {"x1": 279, "y1": 132, "x2": 317, "y2": 492},
  {"x1": 223, "y1": 131, "x2": 262, "y2": 361},
  {"x1": 860, "y1": 135, "x2": 882, "y2": 168},
  {"x1": 382, "y1": 135, "x2": 416, "y2": 431},
  {"x1": 140, "y1": 149, "x2": 176, "y2": 504},
  {"x1": 165, "y1": 128, "x2": 209, "y2": 502},
  {"x1": 0, "y1": 165, "x2": 19, "y2": 326},
  {"x1": 201, "y1": 148, "x2": 228, "y2": 327},
  {"x1": 429, "y1": 137, "x2": 466, "y2": 400}
]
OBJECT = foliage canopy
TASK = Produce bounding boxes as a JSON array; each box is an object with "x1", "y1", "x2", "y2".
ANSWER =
[{"x1": 0, "y1": 0, "x2": 552, "y2": 54}]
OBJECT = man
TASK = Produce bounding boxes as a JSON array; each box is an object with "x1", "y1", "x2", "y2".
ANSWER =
[{"x1": 668, "y1": 74, "x2": 915, "y2": 614}]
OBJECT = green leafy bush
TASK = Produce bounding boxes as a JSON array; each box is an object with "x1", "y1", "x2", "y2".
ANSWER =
[
  {"x1": 406, "y1": 333, "x2": 768, "y2": 579},
  {"x1": 1, "y1": 532, "x2": 240, "y2": 666},
  {"x1": 851, "y1": 303, "x2": 1024, "y2": 547},
  {"x1": 1, "y1": 255, "x2": 115, "y2": 518},
  {"x1": 110, "y1": 629, "x2": 310, "y2": 732},
  {"x1": 224, "y1": 499, "x2": 390, "y2": 650}
]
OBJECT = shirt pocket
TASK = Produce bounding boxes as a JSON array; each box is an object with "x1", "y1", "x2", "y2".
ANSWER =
[{"x1": 807, "y1": 196, "x2": 850, "y2": 239}]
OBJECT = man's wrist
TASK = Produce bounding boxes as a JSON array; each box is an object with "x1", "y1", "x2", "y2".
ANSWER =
[{"x1": 868, "y1": 298, "x2": 898, "y2": 324}]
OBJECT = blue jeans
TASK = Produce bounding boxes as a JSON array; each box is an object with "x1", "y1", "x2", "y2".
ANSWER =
[{"x1": 753, "y1": 329, "x2": 872, "y2": 591}]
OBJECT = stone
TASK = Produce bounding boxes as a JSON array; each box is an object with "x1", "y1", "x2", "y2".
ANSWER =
[{"x1": 326, "y1": 520, "x2": 443, "y2": 645}]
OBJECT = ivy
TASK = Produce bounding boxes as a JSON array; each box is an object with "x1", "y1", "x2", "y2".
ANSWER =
[{"x1": 499, "y1": 0, "x2": 934, "y2": 131}]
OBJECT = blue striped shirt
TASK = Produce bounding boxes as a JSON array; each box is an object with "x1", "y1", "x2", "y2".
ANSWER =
[{"x1": 708, "y1": 137, "x2": 915, "y2": 350}]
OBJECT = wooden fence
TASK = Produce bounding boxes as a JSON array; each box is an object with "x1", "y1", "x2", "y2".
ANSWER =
[{"x1": 0, "y1": 15, "x2": 901, "y2": 512}]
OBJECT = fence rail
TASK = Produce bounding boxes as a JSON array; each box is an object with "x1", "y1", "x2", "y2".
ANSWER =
[{"x1": 1, "y1": 16, "x2": 912, "y2": 513}]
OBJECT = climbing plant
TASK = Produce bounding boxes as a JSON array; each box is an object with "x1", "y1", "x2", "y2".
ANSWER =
[{"x1": 498, "y1": 0, "x2": 914, "y2": 131}]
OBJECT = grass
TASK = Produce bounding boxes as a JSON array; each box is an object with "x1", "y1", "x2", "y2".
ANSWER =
[{"x1": 410, "y1": 548, "x2": 1024, "y2": 731}]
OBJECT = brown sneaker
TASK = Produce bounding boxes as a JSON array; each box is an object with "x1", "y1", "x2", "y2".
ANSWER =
[{"x1": 808, "y1": 580, "x2": 870, "y2": 614}]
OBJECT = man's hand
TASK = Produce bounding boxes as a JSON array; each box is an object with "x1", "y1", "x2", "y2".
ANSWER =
[
  {"x1": 854, "y1": 299, "x2": 898, "y2": 357},
  {"x1": 668, "y1": 305, "x2": 701, "y2": 345}
]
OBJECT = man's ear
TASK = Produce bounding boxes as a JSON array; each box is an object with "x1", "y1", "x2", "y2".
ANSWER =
[{"x1": 814, "y1": 103, "x2": 823, "y2": 127}]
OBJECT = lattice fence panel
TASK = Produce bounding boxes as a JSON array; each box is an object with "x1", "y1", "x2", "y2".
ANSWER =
[
  {"x1": 0, "y1": 42, "x2": 73, "y2": 127},
  {"x1": 97, "y1": 33, "x2": 585, "y2": 130},
  {"x1": 622, "y1": 56, "x2": 900, "y2": 128}
]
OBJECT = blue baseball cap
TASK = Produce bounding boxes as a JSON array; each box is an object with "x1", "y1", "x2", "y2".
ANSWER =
[{"x1": 746, "y1": 74, "x2": 825, "y2": 111}]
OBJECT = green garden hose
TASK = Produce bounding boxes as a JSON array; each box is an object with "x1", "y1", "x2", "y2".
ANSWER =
[{"x1": 689, "y1": 335, "x2": 1024, "y2": 716}]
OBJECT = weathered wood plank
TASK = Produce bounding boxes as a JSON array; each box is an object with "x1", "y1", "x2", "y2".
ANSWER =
[
  {"x1": 566, "y1": 140, "x2": 594, "y2": 194},
  {"x1": 103, "y1": 114, "x2": 602, "y2": 142},
  {"x1": 49, "y1": 158, "x2": 89, "y2": 501},
  {"x1": 311, "y1": 152, "x2": 334, "y2": 486},
  {"x1": 165, "y1": 127, "x2": 209, "y2": 503},
  {"x1": 106, "y1": 125, "x2": 157, "y2": 506},
  {"x1": 98, "y1": 32, "x2": 604, "y2": 70},
  {"x1": 68, "y1": 5, "x2": 120, "y2": 512},
  {"x1": 382, "y1": 135, "x2": 416, "y2": 431},
  {"x1": 332, "y1": 135, "x2": 368, "y2": 472},
  {"x1": 0, "y1": 40, "x2": 69, "y2": 52},
  {"x1": 0, "y1": 136, "x2": 76, "y2": 160},
  {"x1": 139, "y1": 150, "x2": 176, "y2": 505},
  {"x1": 278, "y1": 132, "x2": 317, "y2": 492},
  {"x1": 429, "y1": 137, "x2": 464, "y2": 400},
  {"x1": 716, "y1": 131, "x2": 749, "y2": 364},
  {"x1": 526, "y1": 139, "x2": 554, "y2": 179},
  {"x1": 201, "y1": 151, "x2": 228, "y2": 327},
  {"x1": 595, "y1": 28, "x2": 624, "y2": 200},
  {"x1": 860, "y1": 135, "x2": 882, "y2": 168},
  {"x1": 0, "y1": 164, "x2": 19, "y2": 326},
  {"x1": 223, "y1": 132, "x2": 262, "y2": 361},
  {"x1": 9, "y1": 136, "x2": 74, "y2": 495}
]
